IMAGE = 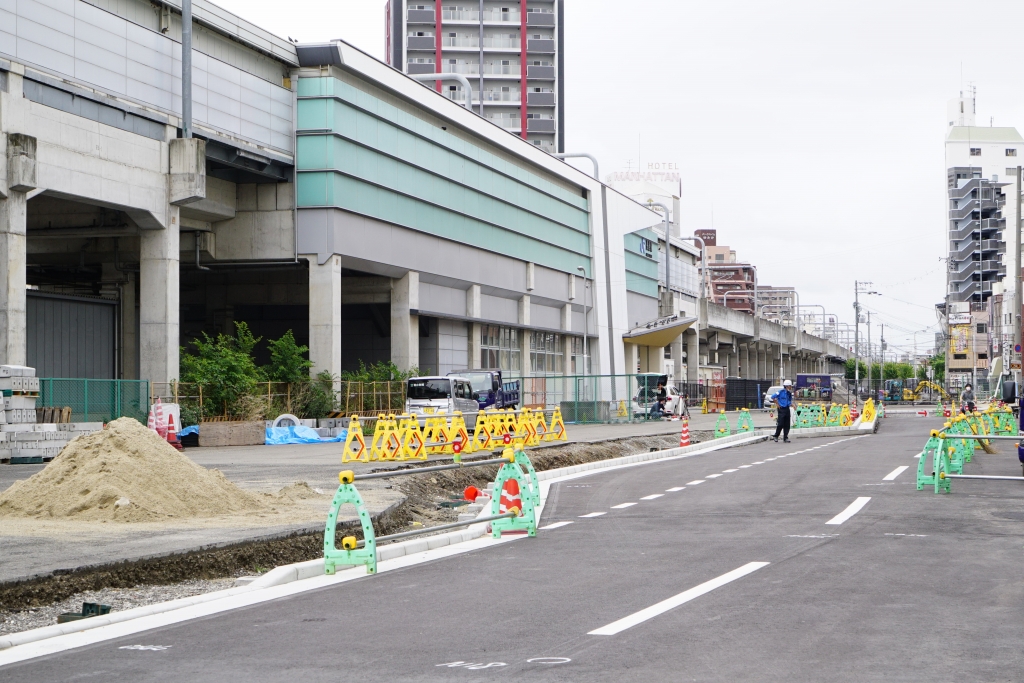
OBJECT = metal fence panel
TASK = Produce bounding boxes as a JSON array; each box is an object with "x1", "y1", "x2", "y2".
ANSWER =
[{"x1": 39, "y1": 378, "x2": 149, "y2": 423}]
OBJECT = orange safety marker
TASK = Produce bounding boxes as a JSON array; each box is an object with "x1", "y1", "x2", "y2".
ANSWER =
[
  {"x1": 679, "y1": 418, "x2": 691, "y2": 447},
  {"x1": 498, "y1": 478, "x2": 522, "y2": 516},
  {"x1": 166, "y1": 413, "x2": 182, "y2": 451}
]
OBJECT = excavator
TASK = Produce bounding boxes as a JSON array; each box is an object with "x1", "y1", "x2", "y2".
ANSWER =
[{"x1": 901, "y1": 380, "x2": 951, "y2": 402}]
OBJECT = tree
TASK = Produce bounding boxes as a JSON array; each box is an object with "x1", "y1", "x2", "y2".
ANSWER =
[
  {"x1": 180, "y1": 322, "x2": 265, "y2": 415},
  {"x1": 265, "y1": 330, "x2": 312, "y2": 382},
  {"x1": 930, "y1": 354, "x2": 945, "y2": 381}
]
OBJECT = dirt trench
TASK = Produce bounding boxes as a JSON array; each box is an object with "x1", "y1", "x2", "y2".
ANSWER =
[{"x1": 0, "y1": 432, "x2": 704, "y2": 612}]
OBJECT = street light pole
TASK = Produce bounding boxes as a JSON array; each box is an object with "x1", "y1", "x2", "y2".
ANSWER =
[{"x1": 577, "y1": 266, "x2": 588, "y2": 379}]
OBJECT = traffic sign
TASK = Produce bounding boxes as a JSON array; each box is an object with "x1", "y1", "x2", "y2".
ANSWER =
[{"x1": 1015, "y1": 344, "x2": 1021, "y2": 354}]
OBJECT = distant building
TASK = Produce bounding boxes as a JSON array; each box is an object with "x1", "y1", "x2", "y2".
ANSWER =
[
  {"x1": 694, "y1": 229, "x2": 755, "y2": 314},
  {"x1": 943, "y1": 90, "x2": 1021, "y2": 386},
  {"x1": 386, "y1": 0, "x2": 564, "y2": 153}
]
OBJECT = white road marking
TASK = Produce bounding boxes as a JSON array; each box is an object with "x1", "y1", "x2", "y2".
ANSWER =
[
  {"x1": 786, "y1": 534, "x2": 839, "y2": 539},
  {"x1": 686, "y1": 480, "x2": 705, "y2": 485},
  {"x1": 776, "y1": 455, "x2": 787, "y2": 458},
  {"x1": 738, "y1": 465, "x2": 752, "y2": 469},
  {"x1": 722, "y1": 469, "x2": 739, "y2": 473},
  {"x1": 884, "y1": 533, "x2": 928, "y2": 537},
  {"x1": 765, "y1": 458, "x2": 777, "y2": 461},
  {"x1": 539, "y1": 521, "x2": 574, "y2": 530},
  {"x1": 825, "y1": 497, "x2": 872, "y2": 525},
  {"x1": 882, "y1": 466, "x2": 909, "y2": 481},
  {"x1": 751, "y1": 461, "x2": 765, "y2": 465},
  {"x1": 640, "y1": 494, "x2": 664, "y2": 500},
  {"x1": 914, "y1": 453, "x2": 922, "y2": 459},
  {"x1": 579, "y1": 512, "x2": 607, "y2": 518},
  {"x1": 665, "y1": 487, "x2": 685, "y2": 492},
  {"x1": 588, "y1": 562, "x2": 770, "y2": 636},
  {"x1": 611, "y1": 502, "x2": 637, "y2": 509},
  {"x1": 705, "y1": 474, "x2": 723, "y2": 479}
]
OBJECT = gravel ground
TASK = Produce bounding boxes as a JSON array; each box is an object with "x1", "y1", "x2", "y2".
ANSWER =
[{"x1": 0, "y1": 576, "x2": 253, "y2": 636}]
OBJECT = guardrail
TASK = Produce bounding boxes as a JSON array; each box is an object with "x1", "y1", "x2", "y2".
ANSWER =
[{"x1": 324, "y1": 447, "x2": 539, "y2": 574}]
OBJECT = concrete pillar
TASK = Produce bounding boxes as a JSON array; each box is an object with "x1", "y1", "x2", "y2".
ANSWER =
[
  {"x1": 685, "y1": 329, "x2": 699, "y2": 383},
  {"x1": 624, "y1": 342, "x2": 638, "y2": 376},
  {"x1": 518, "y1": 294, "x2": 530, "y2": 326},
  {"x1": 391, "y1": 270, "x2": 419, "y2": 371},
  {"x1": 670, "y1": 336, "x2": 683, "y2": 385},
  {"x1": 0, "y1": 190, "x2": 26, "y2": 367},
  {"x1": 122, "y1": 273, "x2": 139, "y2": 379},
  {"x1": 307, "y1": 254, "x2": 341, "y2": 378},
  {"x1": 140, "y1": 207, "x2": 180, "y2": 384},
  {"x1": 0, "y1": 133, "x2": 36, "y2": 368},
  {"x1": 467, "y1": 284, "x2": 481, "y2": 370}
]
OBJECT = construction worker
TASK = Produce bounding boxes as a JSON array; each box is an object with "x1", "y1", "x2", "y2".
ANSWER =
[{"x1": 770, "y1": 380, "x2": 794, "y2": 443}]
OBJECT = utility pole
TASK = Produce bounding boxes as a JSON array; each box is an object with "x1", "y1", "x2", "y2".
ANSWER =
[
  {"x1": 866, "y1": 311, "x2": 872, "y2": 398},
  {"x1": 182, "y1": 0, "x2": 192, "y2": 138},
  {"x1": 854, "y1": 282, "x2": 860, "y2": 395}
]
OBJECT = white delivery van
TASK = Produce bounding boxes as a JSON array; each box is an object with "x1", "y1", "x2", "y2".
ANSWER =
[{"x1": 405, "y1": 376, "x2": 478, "y2": 421}]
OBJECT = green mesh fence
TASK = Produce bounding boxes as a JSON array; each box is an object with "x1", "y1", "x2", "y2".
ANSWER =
[{"x1": 38, "y1": 378, "x2": 150, "y2": 424}]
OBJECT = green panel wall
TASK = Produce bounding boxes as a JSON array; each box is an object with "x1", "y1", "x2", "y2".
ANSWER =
[
  {"x1": 297, "y1": 76, "x2": 592, "y2": 276},
  {"x1": 623, "y1": 228, "x2": 659, "y2": 298}
]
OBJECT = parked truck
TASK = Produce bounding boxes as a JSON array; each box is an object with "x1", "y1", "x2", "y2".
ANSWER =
[
  {"x1": 448, "y1": 370, "x2": 520, "y2": 411},
  {"x1": 794, "y1": 374, "x2": 833, "y2": 402}
]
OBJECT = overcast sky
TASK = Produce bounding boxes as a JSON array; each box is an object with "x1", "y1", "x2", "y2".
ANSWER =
[{"x1": 216, "y1": 0, "x2": 1024, "y2": 360}]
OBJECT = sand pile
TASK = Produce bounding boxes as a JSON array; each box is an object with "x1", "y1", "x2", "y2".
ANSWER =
[{"x1": 0, "y1": 417, "x2": 270, "y2": 522}]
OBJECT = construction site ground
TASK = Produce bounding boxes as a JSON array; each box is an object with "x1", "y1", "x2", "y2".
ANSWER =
[{"x1": 0, "y1": 413, "x2": 773, "y2": 624}]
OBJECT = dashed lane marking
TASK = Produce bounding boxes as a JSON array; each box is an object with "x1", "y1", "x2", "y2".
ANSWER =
[
  {"x1": 722, "y1": 469, "x2": 739, "y2": 473},
  {"x1": 882, "y1": 466, "x2": 909, "y2": 481},
  {"x1": 587, "y1": 562, "x2": 770, "y2": 636},
  {"x1": 738, "y1": 465, "x2": 752, "y2": 468},
  {"x1": 640, "y1": 494, "x2": 664, "y2": 500},
  {"x1": 578, "y1": 512, "x2": 607, "y2": 518},
  {"x1": 539, "y1": 521, "x2": 574, "y2": 530},
  {"x1": 666, "y1": 487, "x2": 686, "y2": 492},
  {"x1": 705, "y1": 474, "x2": 723, "y2": 479},
  {"x1": 686, "y1": 480, "x2": 706, "y2": 485},
  {"x1": 825, "y1": 497, "x2": 872, "y2": 525},
  {"x1": 611, "y1": 502, "x2": 637, "y2": 509}
]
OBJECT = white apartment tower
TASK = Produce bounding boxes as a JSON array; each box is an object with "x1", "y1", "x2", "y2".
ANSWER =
[{"x1": 386, "y1": 1, "x2": 564, "y2": 153}]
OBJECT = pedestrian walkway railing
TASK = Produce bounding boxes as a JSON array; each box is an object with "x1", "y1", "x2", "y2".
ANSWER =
[{"x1": 324, "y1": 447, "x2": 539, "y2": 574}]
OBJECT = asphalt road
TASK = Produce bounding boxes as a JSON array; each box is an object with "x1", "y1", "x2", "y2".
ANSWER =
[{"x1": 7, "y1": 417, "x2": 1024, "y2": 682}]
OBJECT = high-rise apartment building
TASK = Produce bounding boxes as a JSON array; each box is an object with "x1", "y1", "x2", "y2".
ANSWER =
[{"x1": 386, "y1": 1, "x2": 564, "y2": 153}]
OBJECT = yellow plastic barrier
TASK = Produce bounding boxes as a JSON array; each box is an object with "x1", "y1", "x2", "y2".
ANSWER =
[
  {"x1": 341, "y1": 416, "x2": 368, "y2": 463},
  {"x1": 861, "y1": 399, "x2": 876, "y2": 424},
  {"x1": 422, "y1": 415, "x2": 449, "y2": 454},
  {"x1": 473, "y1": 411, "x2": 495, "y2": 451},
  {"x1": 449, "y1": 411, "x2": 474, "y2": 454},
  {"x1": 368, "y1": 413, "x2": 391, "y2": 461},
  {"x1": 532, "y1": 409, "x2": 549, "y2": 444},
  {"x1": 840, "y1": 404, "x2": 853, "y2": 427},
  {"x1": 374, "y1": 414, "x2": 402, "y2": 461},
  {"x1": 397, "y1": 414, "x2": 427, "y2": 460},
  {"x1": 548, "y1": 407, "x2": 567, "y2": 441}
]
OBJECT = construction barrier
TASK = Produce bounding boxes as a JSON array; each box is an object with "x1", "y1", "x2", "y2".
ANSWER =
[
  {"x1": 714, "y1": 410, "x2": 731, "y2": 438},
  {"x1": 916, "y1": 406, "x2": 1022, "y2": 494},
  {"x1": 323, "y1": 448, "x2": 538, "y2": 574},
  {"x1": 860, "y1": 398, "x2": 877, "y2": 424},
  {"x1": 735, "y1": 409, "x2": 754, "y2": 433}
]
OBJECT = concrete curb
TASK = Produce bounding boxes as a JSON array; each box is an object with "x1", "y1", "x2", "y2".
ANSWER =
[{"x1": 0, "y1": 429, "x2": 784, "y2": 651}]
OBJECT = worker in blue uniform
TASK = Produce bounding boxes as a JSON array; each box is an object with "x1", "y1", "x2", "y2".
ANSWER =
[{"x1": 770, "y1": 380, "x2": 794, "y2": 443}]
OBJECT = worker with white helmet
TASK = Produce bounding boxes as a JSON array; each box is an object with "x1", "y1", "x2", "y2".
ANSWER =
[{"x1": 770, "y1": 379, "x2": 794, "y2": 443}]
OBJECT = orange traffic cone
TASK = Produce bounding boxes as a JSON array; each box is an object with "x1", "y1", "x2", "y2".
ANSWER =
[
  {"x1": 679, "y1": 419, "x2": 691, "y2": 447},
  {"x1": 147, "y1": 408, "x2": 156, "y2": 432},
  {"x1": 498, "y1": 478, "x2": 522, "y2": 516},
  {"x1": 166, "y1": 413, "x2": 182, "y2": 451}
]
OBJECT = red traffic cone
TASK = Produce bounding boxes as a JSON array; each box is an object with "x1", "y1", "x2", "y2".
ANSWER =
[
  {"x1": 147, "y1": 408, "x2": 156, "y2": 432},
  {"x1": 165, "y1": 413, "x2": 182, "y2": 451},
  {"x1": 464, "y1": 485, "x2": 480, "y2": 502},
  {"x1": 679, "y1": 419, "x2": 691, "y2": 447},
  {"x1": 498, "y1": 478, "x2": 522, "y2": 516}
]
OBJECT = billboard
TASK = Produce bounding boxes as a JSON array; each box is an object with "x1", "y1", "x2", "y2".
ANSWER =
[{"x1": 951, "y1": 325, "x2": 971, "y2": 354}]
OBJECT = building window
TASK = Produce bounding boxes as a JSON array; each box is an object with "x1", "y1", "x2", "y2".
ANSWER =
[
  {"x1": 953, "y1": 353, "x2": 968, "y2": 360},
  {"x1": 530, "y1": 332, "x2": 564, "y2": 374},
  {"x1": 481, "y1": 326, "x2": 521, "y2": 372},
  {"x1": 1008, "y1": 149, "x2": 1018, "y2": 157},
  {"x1": 569, "y1": 337, "x2": 589, "y2": 374},
  {"x1": 978, "y1": 353, "x2": 988, "y2": 359},
  {"x1": 977, "y1": 323, "x2": 987, "y2": 333},
  {"x1": 970, "y1": 148, "x2": 981, "y2": 156},
  {"x1": 1007, "y1": 168, "x2": 1019, "y2": 177},
  {"x1": 715, "y1": 254, "x2": 724, "y2": 261}
]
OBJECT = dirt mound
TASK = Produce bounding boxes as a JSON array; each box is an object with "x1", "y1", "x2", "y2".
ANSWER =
[{"x1": 0, "y1": 417, "x2": 270, "y2": 522}]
